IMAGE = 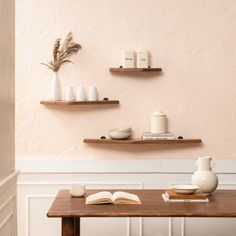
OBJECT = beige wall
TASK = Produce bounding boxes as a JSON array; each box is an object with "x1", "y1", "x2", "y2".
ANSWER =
[
  {"x1": 0, "y1": 0, "x2": 15, "y2": 180},
  {"x1": 16, "y1": 0, "x2": 236, "y2": 159}
]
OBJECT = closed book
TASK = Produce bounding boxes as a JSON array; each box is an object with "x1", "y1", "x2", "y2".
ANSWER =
[
  {"x1": 143, "y1": 132, "x2": 174, "y2": 137},
  {"x1": 165, "y1": 190, "x2": 208, "y2": 200},
  {"x1": 162, "y1": 194, "x2": 209, "y2": 203},
  {"x1": 142, "y1": 136, "x2": 175, "y2": 140}
]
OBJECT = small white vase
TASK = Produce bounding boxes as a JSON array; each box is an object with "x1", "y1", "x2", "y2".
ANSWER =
[
  {"x1": 191, "y1": 156, "x2": 218, "y2": 194},
  {"x1": 65, "y1": 86, "x2": 75, "y2": 101},
  {"x1": 76, "y1": 86, "x2": 86, "y2": 101},
  {"x1": 51, "y1": 72, "x2": 61, "y2": 101},
  {"x1": 88, "y1": 86, "x2": 98, "y2": 101}
]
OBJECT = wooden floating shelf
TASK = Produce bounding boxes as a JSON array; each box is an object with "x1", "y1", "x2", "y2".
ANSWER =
[
  {"x1": 109, "y1": 68, "x2": 162, "y2": 72},
  {"x1": 40, "y1": 100, "x2": 119, "y2": 105},
  {"x1": 83, "y1": 138, "x2": 202, "y2": 144}
]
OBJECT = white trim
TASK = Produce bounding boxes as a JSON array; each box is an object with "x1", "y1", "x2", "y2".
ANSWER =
[
  {"x1": 0, "y1": 194, "x2": 16, "y2": 211},
  {"x1": 126, "y1": 217, "x2": 130, "y2": 236},
  {"x1": 25, "y1": 195, "x2": 132, "y2": 236},
  {"x1": 18, "y1": 181, "x2": 144, "y2": 187},
  {"x1": 139, "y1": 218, "x2": 142, "y2": 236},
  {"x1": 0, "y1": 211, "x2": 13, "y2": 230},
  {"x1": 16, "y1": 159, "x2": 236, "y2": 174},
  {"x1": 181, "y1": 218, "x2": 185, "y2": 236},
  {"x1": 168, "y1": 218, "x2": 172, "y2": 236},
  {"x1": 0, "y1": 171, "x2": 19, "y2": 195}
]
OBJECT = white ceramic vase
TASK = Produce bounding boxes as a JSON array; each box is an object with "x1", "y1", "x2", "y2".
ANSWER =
[
  {"x1": 76, "y1": 86, "x2": 86, "y2": 101},
  {"x1": 51, "y1": 72, "x2": 61, "y2": 101},
  {"x1": 88, "y1": 86, "x2": 98, "y2": 101},
  {"x1": 191, "y1": 156, "x2": 218, "y2": 194},
  {"x1": 65, "y1": 86, "x2": 75, "y2": 101}
]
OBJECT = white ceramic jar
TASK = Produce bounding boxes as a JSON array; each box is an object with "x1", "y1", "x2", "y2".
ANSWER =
[
  {"x1": 150, "y1": 111, "x2": 167, "y2": 134},
  {"x1": 191, "y1": 156, "x2": 218, "y2": 195}
]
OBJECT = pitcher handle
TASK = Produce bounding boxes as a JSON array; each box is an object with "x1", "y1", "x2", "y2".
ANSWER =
[{"x1": 211, "y1": 161, "x2": 214, "y2": 168}]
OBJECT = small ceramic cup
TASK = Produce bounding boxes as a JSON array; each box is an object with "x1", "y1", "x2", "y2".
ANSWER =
[
  {"x1": 76, "y1": 86, "x2": 86, "y2": 101},
  {"x1": 70, "y1": 184, "x2": 86, "y2": 197},
  {"x1": 88, "y1": 86, "x2": 98, "y2": 101},
  {"x1": 65, "y1": 86, "x2": 75, "y2": 101}
]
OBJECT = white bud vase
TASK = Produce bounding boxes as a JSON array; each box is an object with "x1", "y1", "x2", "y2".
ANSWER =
[
  {"x1": 191, "y1": 156, "x2": 218, "y2": 195},
  {"x1": 51, "y1": 72, "x2": 61, "y2": 101}
]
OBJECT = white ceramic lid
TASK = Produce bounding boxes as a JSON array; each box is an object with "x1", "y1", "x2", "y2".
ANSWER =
[{"x1": 151, "y1": 111, "x2": 166, "y2": 116}]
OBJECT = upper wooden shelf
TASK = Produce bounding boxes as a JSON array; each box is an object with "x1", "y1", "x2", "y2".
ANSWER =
[
  {"x1": 109, "y1": 68, "x2": 162, "y2": 72},
  {"x1": 40, "y1": 100, "x2": 119, "y2": 105},
  {"x1": 83, "y1": 138, "x2": 202, "y2": 144}
]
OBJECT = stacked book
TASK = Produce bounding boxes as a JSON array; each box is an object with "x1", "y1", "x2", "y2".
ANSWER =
[
  {"x1": 142, "y1": 132, "x2": 175, "y2": 140},
  {"x1": 162, "y1": 190, "x2": 209, "y2": 202}
]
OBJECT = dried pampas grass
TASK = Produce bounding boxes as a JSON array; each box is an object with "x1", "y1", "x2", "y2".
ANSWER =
[{"x1": 41, "y1": 32, "x2": 81, "y2": 72}]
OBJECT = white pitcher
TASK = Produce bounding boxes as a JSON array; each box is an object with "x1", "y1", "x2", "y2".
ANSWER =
[{"x1": 191, "y1": 156, "x2": 218, "y2": 194}]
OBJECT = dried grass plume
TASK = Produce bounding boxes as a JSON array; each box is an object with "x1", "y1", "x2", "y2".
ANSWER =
[{"x1": 41, "y1": 32, "x2": 81, "y2": 72}]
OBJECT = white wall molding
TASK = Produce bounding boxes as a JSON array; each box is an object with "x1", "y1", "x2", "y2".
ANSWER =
[
  {"x1": 0, "y1": 171, "x2": 18, "y2": 236},
  {"x1": 0, "y1": 171, "x2": 19, "y2": 195},
  {"x1": 16, "y1": 159, "x2": 236, "y2": 174},
  {"x1": 19, "y1": 181, "x2": 143, "y2": 236},
  {"x1": 0, "y1": 211, "x2": 13, "y2": 230},
  {"x1": 16, "y1": 160, "x2": 236, "y2": 236}
]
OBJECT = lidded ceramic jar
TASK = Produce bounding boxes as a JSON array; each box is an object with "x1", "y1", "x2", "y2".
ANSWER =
[
  {"x1": 150, "y1": 111, "x2": 167, "y2": 134},
  {"x1": 191, "y1": 156, "x2": 218, "y2": 194}
]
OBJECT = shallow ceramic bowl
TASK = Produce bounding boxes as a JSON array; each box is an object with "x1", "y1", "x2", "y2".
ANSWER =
[
  {"x1": 116, "y1": 127, "x2": 132, "y2": 133},
  {"x1": 171, "y1": 185, "x2": 199, "y2": 195},
  {"x1": 109, "y1": 130, "x2": 131, "y2": 140}
]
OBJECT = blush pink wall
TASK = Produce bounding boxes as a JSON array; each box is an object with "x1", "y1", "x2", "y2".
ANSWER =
[{"x1": 16, "y1": 0, "x2": 236, "y2": 159}]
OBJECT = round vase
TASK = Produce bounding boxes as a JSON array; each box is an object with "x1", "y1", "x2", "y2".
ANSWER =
[
  {"x1": 51, "y1": 72, "x2": 61, "y2": 101},
  {"x1": 191, "y1": 156, "x2": 218, "y2": 194}
]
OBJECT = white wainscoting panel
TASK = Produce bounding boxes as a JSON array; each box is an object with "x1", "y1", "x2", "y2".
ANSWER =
[
  {"x1": 0, "y1": 171, "x2": 19, "y2": 236},
  {"x1": 16, "y1": 159, "x2": 236, "y2": 236}
]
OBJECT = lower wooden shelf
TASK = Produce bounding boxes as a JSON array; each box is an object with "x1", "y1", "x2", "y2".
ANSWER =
[
  {"x1": 83, "y1": 138, "x2": 202, "y2": 144},
  {"x1": 40, "y1": 100, "x2": 119, "y2": 105}
]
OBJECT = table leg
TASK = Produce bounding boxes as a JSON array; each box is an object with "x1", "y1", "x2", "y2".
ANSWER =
[{"x1": 62, "y1": 217, "x2": 80, "y2": 236}]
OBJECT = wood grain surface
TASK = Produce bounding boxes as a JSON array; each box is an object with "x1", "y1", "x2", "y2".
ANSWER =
[
  {"x1": 40, "y1": 100, "x2": 119, "y2": 105},
  {"x1": 47, "y1": 189, "x2": 236, "y2": 218},
  {"x1": 83, "y1": 138, "x2": 202, "y2": 144}
]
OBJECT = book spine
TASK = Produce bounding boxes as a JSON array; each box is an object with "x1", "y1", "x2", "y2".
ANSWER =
[
  {"x1": 162, "y1": 194, "x2": 209, "y2": 202},
  {"x1": 142, "y1": 137, "x2": 175, "y2": 140}
]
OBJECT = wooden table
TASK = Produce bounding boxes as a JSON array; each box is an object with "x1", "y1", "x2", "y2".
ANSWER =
[{"x1": 47, "y1": 189, "x2": 236, "y2": 236}]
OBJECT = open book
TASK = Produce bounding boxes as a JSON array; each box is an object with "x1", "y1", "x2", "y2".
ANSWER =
[{"x1": 86, "y1": 191, "x2": 141, "y2": 205}]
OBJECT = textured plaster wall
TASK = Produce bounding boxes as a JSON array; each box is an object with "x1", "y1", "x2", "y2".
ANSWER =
[
  {"x1": 0, "y1": 0, "x2": 15, "y2": 179},
  {"x1": 16, "y1": 0, "x2": 236, "y2": 159}
]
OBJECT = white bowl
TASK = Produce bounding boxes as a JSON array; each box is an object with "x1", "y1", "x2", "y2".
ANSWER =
[
  {"x1": 116, "y1": 127, "x2": 132, "y2": 133},
  {"x1": 109, "y1": 131, "x2": 131, "y2": 140},
  {"x1": 171, "y1": 185, "x2": 199, "y2": 195}
]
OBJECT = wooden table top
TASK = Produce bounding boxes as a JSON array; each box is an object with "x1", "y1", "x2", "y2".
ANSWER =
[{"x1": 47, "y1": 189, "x2": 236, "y2": 218}]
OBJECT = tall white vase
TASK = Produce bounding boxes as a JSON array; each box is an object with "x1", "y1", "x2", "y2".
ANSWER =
[
  {"x1": 51, "y1": 72, "x2": 61, "y2": 101},
  {"x1": 191, "y1": 156, "x2": 218, "y2": 194}
]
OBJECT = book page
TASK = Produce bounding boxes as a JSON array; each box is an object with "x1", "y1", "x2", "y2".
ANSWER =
[
  {"x1": 112, "y1": 191, "x2": 141, "y2": 204},
  {"x1": 86, "y1": 191, "x2": 113, "y2": 204}
]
